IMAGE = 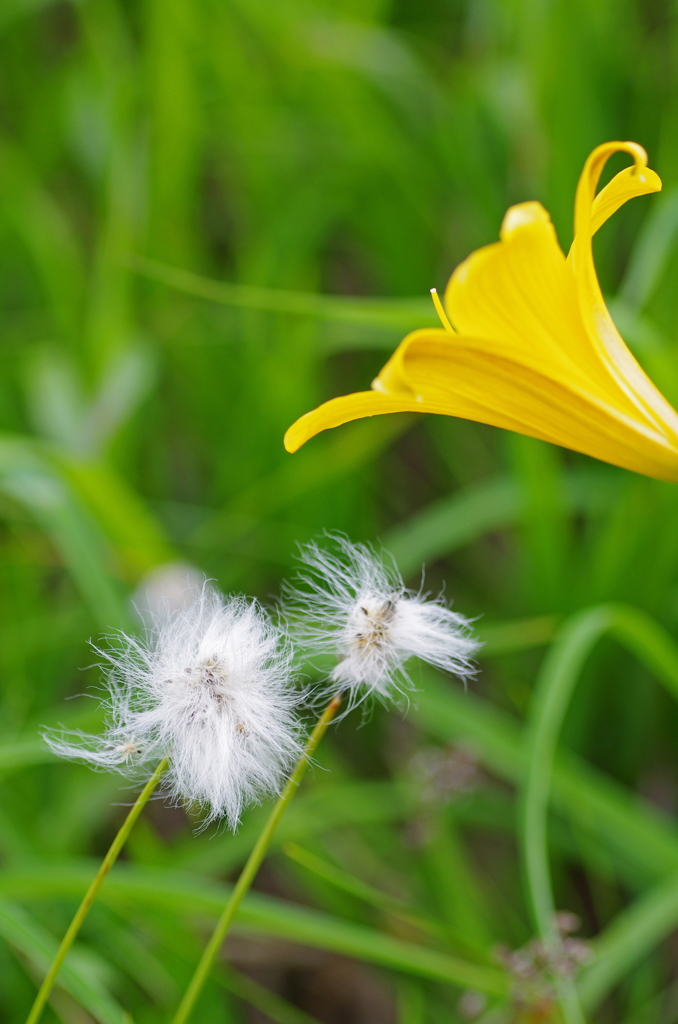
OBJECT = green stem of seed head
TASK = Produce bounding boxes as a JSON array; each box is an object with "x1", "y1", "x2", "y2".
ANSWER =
[
  {"x1": 171, "y1": 694, "x2": 343, "y2": 1024},
  {"x1": 25, "y1": 758, "x2": 168, "y2": 1024}
]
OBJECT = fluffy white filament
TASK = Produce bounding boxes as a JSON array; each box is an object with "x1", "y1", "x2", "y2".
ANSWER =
[
  {"x1": 44, "y1": 585, "x2": 302, "y2": 828},
  {"x1": 283, "y1": 536, "x2": 479, "y2": 709}
]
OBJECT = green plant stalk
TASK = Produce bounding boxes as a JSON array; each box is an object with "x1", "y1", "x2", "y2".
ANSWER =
[
  {"x1": 25, "y1": 757, "x2": 168, "y2": 1024},
  {"x1": 520, "y1": 598, "x2": 678, "y2": 1015},
  {"x1": 521, "y1": 607, "x2": 616, "y2": 1024},
  {"x1": 518, "y1": 601, "x2": 678, "y2": 1019},
  {"x1": 171, "y1": 696, "x2": 343, "y2": 1024}
]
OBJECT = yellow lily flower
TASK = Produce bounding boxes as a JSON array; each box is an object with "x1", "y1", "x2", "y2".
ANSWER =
[{"x1": 285, "y1": 142, "x2": 678, "y2": 482}]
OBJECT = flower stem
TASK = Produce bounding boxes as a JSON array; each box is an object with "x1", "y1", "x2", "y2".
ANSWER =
[
  {"x1": 171, "y1": 695, "x2": 342, "y2": 1024},
  {"x1": 25, "y1": 758, "x2": 168, "y2": 1024}
]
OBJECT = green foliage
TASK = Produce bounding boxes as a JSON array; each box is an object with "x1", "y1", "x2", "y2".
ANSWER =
[{"x1": 3, "y1": 0, "x2": 678, "y2": 1021}]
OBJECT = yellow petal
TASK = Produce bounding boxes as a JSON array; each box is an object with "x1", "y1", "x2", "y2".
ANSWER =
[
  {"x1": 589, "y1": 162, "x2": 662, "y2": 236},
  {"x1": 573, "y1": 141, "x2": 659, "y2": 243},
  {"x1": 283, "y1": 389, "x2": 422, "y2": 453},
  {"x1": 443, "y1": 200, "x2": 645, "y2": 422},
  {"x1": 445, "y1": 203, "x2": 596, "y2": 380},
  {"x1": 569, "y1": 142, "x2": 678, "y2": 439},
  {"x1": 374, "y1": 331, "x2": 678, "y2": 481}
]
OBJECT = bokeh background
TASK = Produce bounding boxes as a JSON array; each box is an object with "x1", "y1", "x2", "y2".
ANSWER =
[{"x1": 3, "y1": 1, "x2": 678, "y2": 1022}]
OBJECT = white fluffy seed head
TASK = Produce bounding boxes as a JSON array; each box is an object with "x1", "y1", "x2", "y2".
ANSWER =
[
  {"x1": 282, "y1": 535, "x2": 480, "y2": 711},
  {"x1": 44, "y1": 584, "x2": 303, "y2": 829}
]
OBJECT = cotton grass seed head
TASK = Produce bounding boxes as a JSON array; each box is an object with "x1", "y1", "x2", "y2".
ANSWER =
[
  {"x1": 282, "y1": 535, "x2": 479, "y2": 710},
  {"x1": 44, "y1": 584, "x2": 302, "y2": 829}
]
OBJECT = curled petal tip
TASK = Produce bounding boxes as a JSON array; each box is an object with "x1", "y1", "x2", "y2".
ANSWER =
[
  {"x1": 284, "y1": 418, "x2": 309, "y2": 453},
  {"x1": 284, "y1": 394, "x2": 380, "y2": 453},
  {"x1": 284, "y1": 390, "x2": 426, "y2": 452}
]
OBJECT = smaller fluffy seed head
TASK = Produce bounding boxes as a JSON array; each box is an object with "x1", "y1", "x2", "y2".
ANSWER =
[
  {"x1": 44, "y1": 585, "x2": 302, "y2": 828},
  {"x1": 283, "y1": 535, "x2": 479, "y2": 710}
]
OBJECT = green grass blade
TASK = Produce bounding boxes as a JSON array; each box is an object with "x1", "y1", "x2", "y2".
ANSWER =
[
  {"x1": 579, "y1": 870, "x2": 678, "y2": 1012},
  {"x1": 518, "y1": 604, "x2": 678, "y2": 1015},
  {"x1": 0, "y1": 898, "x2": 125, "y2": 1024},
  {"x1": 0, "y1": 438, "x2": 130, "y2": 627},
  {"x1": 619, "y1": 186, "x2": 678, "y2": 311},
  {"x1": 0, "y1": 862, "x2": 510, "y2": 996},
  {"x1": 173, "y1": 780, "x2": 405, "y2": 874},
  {"x1": 605, "y1": 604, "x2": 678, "y2": 701},
  {"x1": 520, "y1": 609, "x2": 616, "y2": 1024},
  {"x1": 0, "y1": 139, "x2": 84, "y2": 342},
  {"x1": 384, "y1": 477, "x2": 520, "y2": 575},
  {"x1": 193, "y1": 416, "x2": 411, "y2": 550},
  {"x1": 383, "y1": 470, "x2": 616, "y2": 577},
  {"x1": 283, "y1": 842, "x2": 446, "y2": 939},
  {"x1": 55, "y1": 456, "x2": 175, "y2": 576},
  {"x1": 476, "y1": 616, "x2": 560, "y2": 656},
  {"x1": 0, "y1": 739, "x2": 54, "y2": 773},
  {"x1": 507, "y1": 434, "x2": 569, "y2": 609},
  {"x1": 129, "y1": 255, "x2": 436, "y2": 330},
  {"x1": 521, "y1": 606, "x2": 615, "y2": 938},
  {"x1": 218, "y1": 965, "x2": 323, "y2": 1024},
  {"x1": 415, "y1": 674, "x2": 678, "y2": 885},
  {"x1": 0, "y1": 0, "x2": 60, "y2": 30},
  {"x1": 396, "y1": 978, "x2": 427, "y2": 1024}
]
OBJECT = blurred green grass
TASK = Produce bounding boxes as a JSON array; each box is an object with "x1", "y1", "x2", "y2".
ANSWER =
[{"x1": 3, "y1": 1, "x2": 678, "y2": 1022}]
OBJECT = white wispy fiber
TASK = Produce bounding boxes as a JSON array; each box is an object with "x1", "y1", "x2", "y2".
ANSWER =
[
  {"x1": 43, "y1": 585, "x2": 303, "y2": 828},
  {"x1": 283, "y1": 536, "x2": 480, "y2": 710}
]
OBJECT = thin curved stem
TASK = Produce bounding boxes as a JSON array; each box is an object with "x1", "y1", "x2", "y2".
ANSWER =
[
  {"x1": 521, "y1": 607, "x2": 614, "y2": 1024},
  {"x1": 522, "y1": 609, "x2": 613, "y2": 939},
  {"x1": 172, "y1": 695, "x2": 342, "y2": 1024},
  {"x1": 25, "y1": 758, "x2": 168, "y2": 1024},
  {"x1": 519, "y1": 600, "x2": 678, "y2": 1024},
  {"x1": 521, "y1": 601, "x2": 678, "y2": 953}
]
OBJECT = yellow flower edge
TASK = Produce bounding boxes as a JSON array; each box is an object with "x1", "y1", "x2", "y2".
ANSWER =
[{"x1": 284, "y1": 142, "x2": 678, "y2": 483}]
